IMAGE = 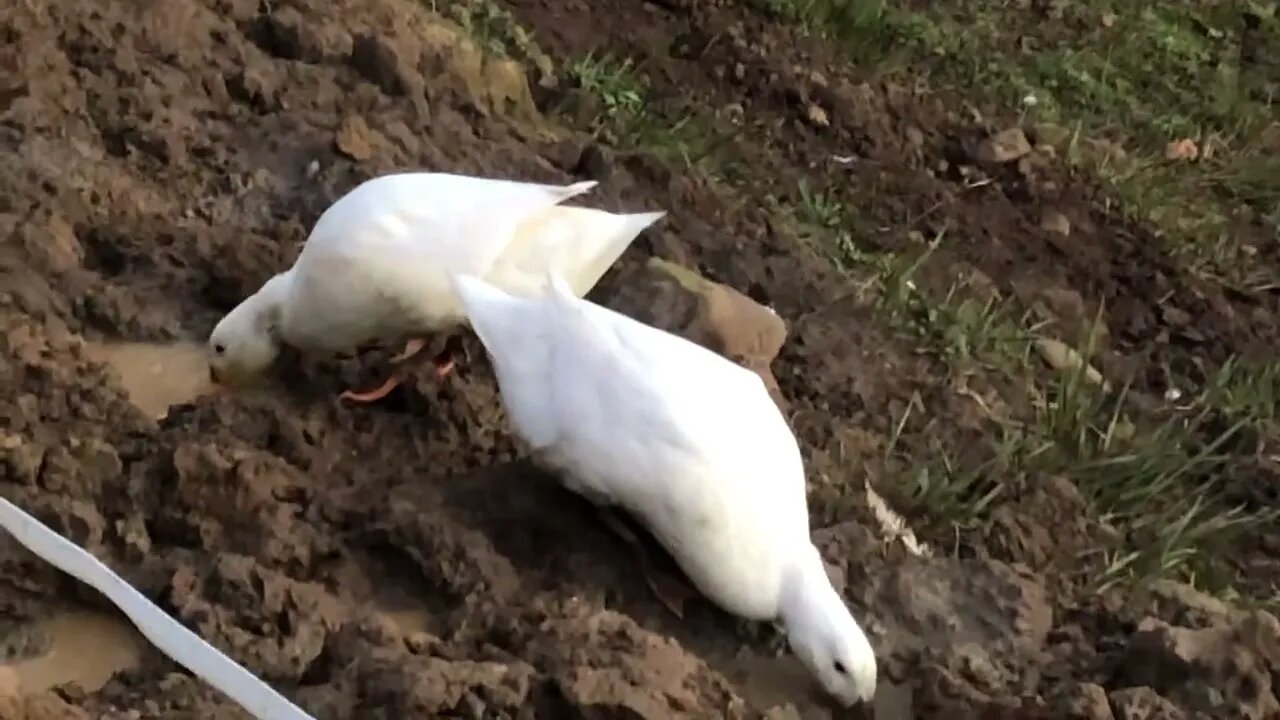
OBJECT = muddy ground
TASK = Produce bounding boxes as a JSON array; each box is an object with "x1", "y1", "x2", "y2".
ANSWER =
[{"x1": 2, "y1": 0, "x2": 1279, "y2": 718}]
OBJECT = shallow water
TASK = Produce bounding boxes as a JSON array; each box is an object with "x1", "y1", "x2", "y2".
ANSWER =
[
  {"x1": 83, "y1": 340, "x2": 215, "y2": 419},
  {"x1": 709, "y1": 650, "x2": 910, "y2": 719},
  {"x1": 0, "y1": 610, "x2": 145, "y2": 695}
]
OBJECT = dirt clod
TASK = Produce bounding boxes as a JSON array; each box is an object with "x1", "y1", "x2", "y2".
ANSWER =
[
  {"x1": 605, "y1": 258, "x2": 789, "y2": 404},
  {"x1": 1041, "y1": 209, "x2": 1072, "y2": 236},
  {"x1": 334, "y1": 115, "x2": 378, "y2": 161},
  {"x1": 1122, "y1": 611, "x2": 1280, "y2": 718},
  {"x1": 1109, "y1": 687, "x2": 1186, "y2": 720},
  {"x1": 977, "y1": 128, "x2": 1033, "y2": 163}
]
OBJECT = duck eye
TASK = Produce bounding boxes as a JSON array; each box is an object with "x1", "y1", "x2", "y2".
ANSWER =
[
  {"x1": 213, "y1": 343, "x2": 226, "y2": 355},
  {"x1": 833, "y1": 660, "x2": 847, "y2": 675}
]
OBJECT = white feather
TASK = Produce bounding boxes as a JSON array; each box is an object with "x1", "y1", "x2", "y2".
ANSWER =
[
  {"x1": 208, "y1": 172, "x2": 664, "y2": 379},
  {"x1": 451, "y1": 272, "x2": 878, "y2": 707}
]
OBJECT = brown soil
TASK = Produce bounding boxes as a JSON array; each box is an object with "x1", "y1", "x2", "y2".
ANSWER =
[{"x1": 2, "y1": 1, "x2": 1278, "y2": 719}]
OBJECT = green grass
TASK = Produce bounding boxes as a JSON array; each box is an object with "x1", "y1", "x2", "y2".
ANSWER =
[
  {"x1": 751, "y1": 1, "x2": 1280, "y2": 279},
  {"x1": 567, "y1": 53, "x2": 648, "y2": 134},
  {"x1": 865, "y1": 251, "x2": 1280, "y2": 595},
  {"x1": 1208, "y1": 357, "x2": 1280, "y2": 426},
  {"x1": 781, "y1": 203, "x2": 1272, "y2": 593},
  {"x1": 428, "y1": 0, "x2": 544, "y2": 61}
]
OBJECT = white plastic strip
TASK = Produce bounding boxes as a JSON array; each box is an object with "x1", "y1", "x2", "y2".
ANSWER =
[{"x1": 0, "y1": 497, "x2": 314, "y2": 720}]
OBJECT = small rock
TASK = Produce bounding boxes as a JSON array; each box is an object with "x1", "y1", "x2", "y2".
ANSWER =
[
  {"x1": 1041, "y1": 209, "x2": 1071, "y2": 236},
  {"x1": 977, "y1": 128, "x2": 1033, "y2": 163},
  {"x1": 1108, "y1": 687, "x2": 1185, "y2": 720},
  {"x1": 1160, "y1": 305, "x2": 1192, "y2": 326},
  {"x1": 605, "y1": 259, "x2": 788, "y2": 408},
  {"x1": 1063, "y1": 683, "x2": 1115, "y2": 720},
  {"x1": 805, "y1": 103, "x2": 830, "y2": 128},
  {"x1": 762, "y1": 705, "x2": 802, "y2": 720},
  {"x1": 1164, "y1": 138, "x2": 1198, "y2": 162},
  {"x1": 405, "y1": 631, "x2": 436, "y2": 654},
  {"x1": 334, "y1": 115, "x2": 376, "y2": 161},
  {"x1": 1034, "y1": 337, "x2": 1106, "y2": 387}
]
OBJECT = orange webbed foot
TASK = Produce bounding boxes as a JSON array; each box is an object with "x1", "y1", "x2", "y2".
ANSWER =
[
  {"x1": 390, "y1": 337, "x2": 428, "y2": 364},
  {"x1": 339, "y1": 375, "x2": 403, "y2": 404}
]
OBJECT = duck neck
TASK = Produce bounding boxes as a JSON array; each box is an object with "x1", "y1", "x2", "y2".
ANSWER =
[
  {"x1": 779, "y1": 543, "x2": 853, "y2": 647},
  {"x1": 250, "y1": 270, "x2": 293, "y2": 341}
]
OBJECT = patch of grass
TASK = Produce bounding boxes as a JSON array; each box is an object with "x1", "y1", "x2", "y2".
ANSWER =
[
  {"x1": 765, "y1": 170, "x2": 1277, "y2": 596},
  {"x1": 569, "y1": 53, "x2": 648, "y2": 125},
  {"x1": 428, "y1": 3, "x2": 733, "y2": 171},
  {"x1": 861, "y1": 251, "x2": 1280, "y2": 594},
  {"x1": 817, "y1": 228, "x2": 1040, "y2": 375},
  {"x1": 896, "y1": 278, "x2": 1037, "y2": 373},
  {"x1": 1207, "y1": 357, "x2": 1280, "y2": 425},
  {"x1": 756, "y1": 1, "x2": 1280, "y2": 279},
  {"x1": 429, "y1": 0, "x2": 545, "y2": 62},
  {"x1": 796, "y1": 179, "x2": 845, "y2": 229},
  {"x1": 882, "y1": 392, "x2": 1012, "y2": 529},
  {"x1": 1018, "y1": 328, "x2": 1277, "y2": 594},
  {"x1": 726, "y1": 0, "x2": 1280, "y2": 600},
  {"x1": 743, "y1": 0, "x2": 941, "y2": 65},
  {"x1": 565, "y1": 52, "x2": 733, "y2": 168}
]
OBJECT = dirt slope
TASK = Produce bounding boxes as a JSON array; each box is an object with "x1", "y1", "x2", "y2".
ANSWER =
[{"x1": 1, "y1": 1, "x2": 1277, "y2": 719}]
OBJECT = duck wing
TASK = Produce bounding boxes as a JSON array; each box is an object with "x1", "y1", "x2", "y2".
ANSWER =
[{"x1": 486, "y1": 207, "x2": 665, "y2": 298}]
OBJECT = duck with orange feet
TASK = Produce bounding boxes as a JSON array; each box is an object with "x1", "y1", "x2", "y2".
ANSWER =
[{"x1": 205, "y1": 171, "x2": 664, "y2": 401}]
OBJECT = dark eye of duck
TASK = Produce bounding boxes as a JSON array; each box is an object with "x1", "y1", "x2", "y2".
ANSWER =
[
  {"x1": 833, "y1": 660, "x2": 847, "y2": 675},
  {"x1": 213, "y1": 343, "x2": 226, "y2": 355}
]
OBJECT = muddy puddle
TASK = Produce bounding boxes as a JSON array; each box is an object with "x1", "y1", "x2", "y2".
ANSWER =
[
  {"x1": 0, "y1": 609, "x2": 145, "y2": 696},
  {"x1": 709, "y1": 651, "x2": 911, "y2": 719},
  {"x1": 83, "y1": 341, "x2": 215, "y2": 419}
]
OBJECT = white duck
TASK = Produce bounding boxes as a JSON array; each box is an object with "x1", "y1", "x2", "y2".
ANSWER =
[
  {"x1": 451, "y1": 272, "x2": 878, "y2": 707},
  {"x1": 206, "y1": 172, "x2": 665, "y2": 402}
]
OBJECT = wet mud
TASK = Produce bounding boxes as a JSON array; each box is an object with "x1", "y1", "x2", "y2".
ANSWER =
[{"x1": 1, "y1": 0, "x2": 1278, "y2": 719}]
